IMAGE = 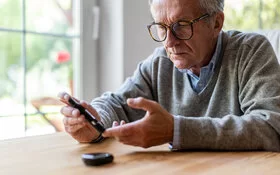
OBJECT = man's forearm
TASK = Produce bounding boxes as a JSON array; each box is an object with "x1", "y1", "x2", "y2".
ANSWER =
[{"x1": 172, "y1": 114, "x2": 280, "y2": 151}]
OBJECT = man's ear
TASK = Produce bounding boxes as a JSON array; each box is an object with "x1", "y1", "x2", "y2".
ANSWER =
[{"x1": 214, "y1": 12, "x2": 224, "y2": 36}]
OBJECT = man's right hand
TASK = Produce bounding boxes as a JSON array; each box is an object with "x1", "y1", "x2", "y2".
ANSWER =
[{"x1": 58, "y1": 92, "x2": 101, "y2": 143}]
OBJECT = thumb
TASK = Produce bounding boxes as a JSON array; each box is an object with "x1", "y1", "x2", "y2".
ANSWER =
[
  {"x1": 102, "y1": 122, "x2": 136, "y2": 138},
  {"x1": 127, "y1": 97, "x2": 157, "y2": 112}
]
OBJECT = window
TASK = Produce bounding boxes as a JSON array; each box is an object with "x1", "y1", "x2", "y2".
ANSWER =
[
  {"x1": 224, "y1": 0, "x2": 280, "y2": 31},
  {"x1": 224, "y1": 0, "x2": 280, "y2": 62},
  {"x1": 0, "y1": 0, "x2": 81, "y2": 139}
]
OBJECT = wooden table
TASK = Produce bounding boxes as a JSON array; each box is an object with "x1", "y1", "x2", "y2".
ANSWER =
[{"x1": 1, "y1": 132, "x2": 280, "y2": 175}]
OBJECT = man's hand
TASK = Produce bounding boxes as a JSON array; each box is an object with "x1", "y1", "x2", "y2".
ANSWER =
[
  {"x1": 102, "y1": 97, "x2": 174, "y2": 148},
  {"x1": 58, "y1": 92, "x2": 100, "y2": 143}
]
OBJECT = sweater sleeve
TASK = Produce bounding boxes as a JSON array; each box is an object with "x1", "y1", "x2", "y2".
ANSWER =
[
  {"x1": 171, "y1": 34, "x2": 280, "y2": 151},
  {"x1": 90, "y1": 51, "x2": 159, "y2": 129}
]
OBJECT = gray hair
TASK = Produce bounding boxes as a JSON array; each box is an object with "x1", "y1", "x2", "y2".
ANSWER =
[{"x1": 149, "y1": 0, "x2": 224, "y2": 14}]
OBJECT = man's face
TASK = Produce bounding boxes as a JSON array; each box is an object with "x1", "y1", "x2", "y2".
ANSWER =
[{"x1": 150, "y1": 0, "x2": 223, "y2": 73}]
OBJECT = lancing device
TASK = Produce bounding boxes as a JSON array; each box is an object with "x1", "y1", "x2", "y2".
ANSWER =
[{"x1": 68, "y1": 97, "x2": 105, "y2": 134}]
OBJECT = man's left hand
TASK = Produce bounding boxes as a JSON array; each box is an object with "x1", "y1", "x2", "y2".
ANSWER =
[{"x1": 102, "y1": 97, "x2": 174, "y2": 148}]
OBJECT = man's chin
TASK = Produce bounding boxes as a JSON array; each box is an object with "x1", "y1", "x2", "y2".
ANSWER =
[
  {"x1": 174, "y1": 63, "x2": 190, "y2": 70},
  {"x1": 170, "y1": 59, "x2": 187, "y2": 69}
]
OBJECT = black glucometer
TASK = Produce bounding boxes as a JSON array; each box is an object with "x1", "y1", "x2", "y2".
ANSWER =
[
  {"x1": 82, "y1": 153, "x2": 114, "y2": 166},
  {"x1": 68, "y1": 97, "x2": 105, "y2": 134}
]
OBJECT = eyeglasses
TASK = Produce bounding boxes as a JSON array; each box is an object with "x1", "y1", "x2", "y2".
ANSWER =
[{"x1": 147, "y1": 13, "x2": 210, "y2": 42}]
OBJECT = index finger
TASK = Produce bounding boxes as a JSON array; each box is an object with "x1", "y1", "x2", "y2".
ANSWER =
[
  {"x1": 57, "y1": 92, "x2": 80, "y2": 106},
  {"x1": 57, "y1": 92, "x2": 70, "y2": 105}
]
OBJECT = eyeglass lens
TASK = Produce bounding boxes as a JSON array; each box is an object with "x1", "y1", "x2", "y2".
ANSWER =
[{"x1": 149, "y1": 21, "x2": 192, "y2": 41}]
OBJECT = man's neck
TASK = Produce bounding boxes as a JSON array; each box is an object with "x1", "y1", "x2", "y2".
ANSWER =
[{"x1": 190, "y1": 37, "x2": 219, "y2": 76}]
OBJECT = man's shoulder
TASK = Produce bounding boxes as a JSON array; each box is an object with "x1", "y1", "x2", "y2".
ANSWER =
[
  {"x1": 225, "y1": 30, "x2": 269, "y2": 48},
  {"x1": 222, "y1": 30, "x2": 278, "y2": 67}
]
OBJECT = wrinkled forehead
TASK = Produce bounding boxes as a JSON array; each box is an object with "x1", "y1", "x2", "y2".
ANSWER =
[{"x1": 150, "y1": 0, "x2": 202, "y2": 22}]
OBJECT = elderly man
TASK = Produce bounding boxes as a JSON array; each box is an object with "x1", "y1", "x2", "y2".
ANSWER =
[{"x1": 59, "y1": 0, "x2": 280, "y2": 151}]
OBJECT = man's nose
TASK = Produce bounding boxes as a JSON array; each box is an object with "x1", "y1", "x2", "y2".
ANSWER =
[{"x1": 164, "y1": 29, "x2": 179, "y2": 47}]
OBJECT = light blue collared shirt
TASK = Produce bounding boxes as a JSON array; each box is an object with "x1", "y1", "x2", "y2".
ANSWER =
[{"x1": 178, "y1": 32, "x2": 223, "y2": 93}]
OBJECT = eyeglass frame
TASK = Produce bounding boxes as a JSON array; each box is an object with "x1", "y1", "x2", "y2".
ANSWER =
[{"x1": 147, "y1": 13, "x2": 210, "y2": 42}]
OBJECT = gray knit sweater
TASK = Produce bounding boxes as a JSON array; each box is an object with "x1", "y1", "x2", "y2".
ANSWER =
[{"x1": 91, "y1": 31, "x2": 280, "y2": 151}]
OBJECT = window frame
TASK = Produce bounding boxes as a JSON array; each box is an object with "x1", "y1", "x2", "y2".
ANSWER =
[
  {"x1": 0, "y1": 0, "x2": 99, "y2": 138},
  {"x1": 78, "y1": 0, "x2": 99, "y2": 101}
]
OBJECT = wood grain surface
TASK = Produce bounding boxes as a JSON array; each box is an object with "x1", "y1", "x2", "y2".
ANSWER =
[{"x1": 1, "y1": 132, "x2": 280, "y2": 175}]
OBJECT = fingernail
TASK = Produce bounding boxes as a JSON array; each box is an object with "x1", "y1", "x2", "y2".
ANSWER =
[
  {"x1": 127, "y1": 98, "x2": 134, "y2": 105},
  {"x1": 113, "y1": 121, "x2": 118, "y2": 127},
  {"x1": 64, "y1": 94, "x2": 70, "y2": 101}
]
